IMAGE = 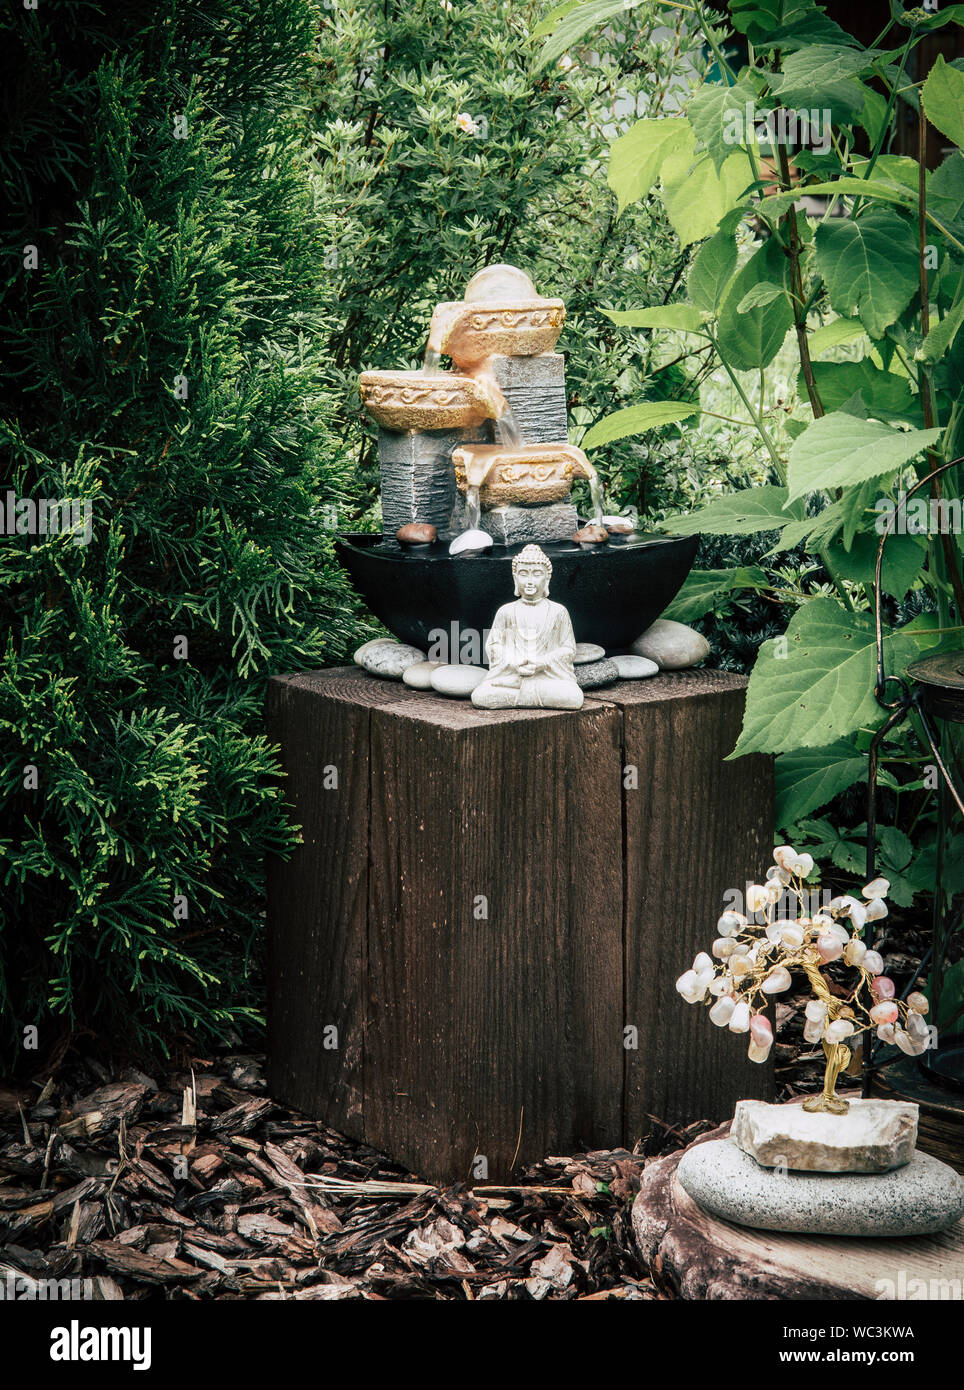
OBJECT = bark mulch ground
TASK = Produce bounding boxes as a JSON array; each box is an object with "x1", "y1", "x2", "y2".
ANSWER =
[
  {"x1": 0, "y1": 1051, "x2": 703, "y2": 1301},
  {"x1": 1, "y1": 916, "x2": 919, "y2": 1301}
]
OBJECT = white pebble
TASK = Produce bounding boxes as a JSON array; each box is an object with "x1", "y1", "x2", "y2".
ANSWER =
[{"x1": 429, "y1": 664, "x2": 487, "y2": 697}]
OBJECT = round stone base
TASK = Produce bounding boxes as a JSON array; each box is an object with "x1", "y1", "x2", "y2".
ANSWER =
[{"x1": 677, "y1": 1137, "x2": 964, "y2": 1237}]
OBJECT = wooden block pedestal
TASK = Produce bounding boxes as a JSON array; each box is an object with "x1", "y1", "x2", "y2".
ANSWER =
[{"x1": 266, "y1": 666, "x2": 773, "y2": 1184}]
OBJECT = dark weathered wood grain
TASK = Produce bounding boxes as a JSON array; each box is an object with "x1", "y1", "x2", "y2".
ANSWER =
[
  {"x1": 364, "y1": 692, "x2": 623, "y2": 1181},
  {"x1": 593, "y1": 673, "x2": 774, "y2": 1139},
  {"x1": 268, "y1": 666, "x2": 775, "y2": 1183},
  {"x1": 265, "y1": 668, "x2": 410, "y2": 1139}
]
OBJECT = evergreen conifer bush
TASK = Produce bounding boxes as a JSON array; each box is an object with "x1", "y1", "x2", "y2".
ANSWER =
[{"x1": 0, "y1": 0, "x2": 361, "y2": 1060}]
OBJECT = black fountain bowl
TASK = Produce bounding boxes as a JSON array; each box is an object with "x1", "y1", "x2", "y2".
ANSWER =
[{"x1": 334, "y1": 531, "x2": 699, "y2": 652}]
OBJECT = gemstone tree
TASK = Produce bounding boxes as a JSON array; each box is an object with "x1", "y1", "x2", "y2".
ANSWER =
[{"x1": 676, "y1": 846, "x2": 933, "y2": 1114}]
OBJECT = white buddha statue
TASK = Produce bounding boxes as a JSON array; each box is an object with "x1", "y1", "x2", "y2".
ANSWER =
[{"x1": 471, "y1": 545, "x2": 584, "y2": 710}]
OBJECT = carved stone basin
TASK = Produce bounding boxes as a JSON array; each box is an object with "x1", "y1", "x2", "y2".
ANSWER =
[
  {"x1": 453, "y1": 442, "x2": 594, "y2": 507},
  {"x1": 428, "y1": 300, "x2": 566, "y2": 370},
  {"x1": 359, "y1": 370, "x2": 502, "y2": 431}
]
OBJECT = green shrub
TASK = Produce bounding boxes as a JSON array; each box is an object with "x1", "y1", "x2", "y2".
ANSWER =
[{"x1": 0, "y1": 0, "x2": 363, "y2": 1061}]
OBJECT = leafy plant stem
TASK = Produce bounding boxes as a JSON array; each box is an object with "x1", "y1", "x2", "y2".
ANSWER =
[{"x1": 917, "y1": 105, "x2": 964, "y2": 626}]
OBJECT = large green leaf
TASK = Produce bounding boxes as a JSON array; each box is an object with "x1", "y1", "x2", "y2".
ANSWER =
[
  {"x1": 922, "y1": 55, "x2": 964, "y2": 151},
  {"x1": 660, "y1": 132, "x2": 752, "y2": 247},
  {"x1": 814, "y1": 209, "x2": 919, "y2": 339},
  {"x1": 581, "y1": 401, "x2": 697, "y2": 450},
  {"x1": 918, "y1": 295, "x2": 964, "y2": 366},
  {"x1": 663, "y1": 566, "x2": 770, "y2": 623},
  {"x1": 729, "y1": 0, "x2": 857, "y2": 49},
  {"x1": 771, "y1": 477, "x2": 885, "y2": 552},
  {"x1": 824, "y1": 530, "x2": 927, "y2": 598},
  {"x1": 804, "y1": 360, "x2": 920, "y2": 423},
  {"x1": 603, "y1": 306, "x2": 707, "y2": 332},
  {"x1": 660, "y1": 484, "x2": 804, "y2": 535},
  {"x1": 775, "y1": 741, "x2": 867, "y2": 825},
  {"x1": 787, "y1": 413, "x2": 943, "y2": 502},
  {"x1": 770, "y1": 45, "x2": 872, "y2": 116},
  {"x1": 687, "y1": 226, "x2": 739, "y2": 312},
  {"x1": 808, "y1": 316, "x2": 869, "y2": 358},
  {"x1": 607, "y1": 118, "x2": 690, "y2": 216},
  {"x1": 533, "y1": 0, "x2": 644, "y2": 70},
  {"x1": 732, "y1": 598, "x2": 921, "y2": 756},
  {"x1": 716, "y1": 237, "x2": 792, "y2": 371},
  {"x1": 929, "y1": 151, "x2": 964, "y2": 234},
  {"x1": 688, "y1": 79, "x2": 758, "y2": 174}
]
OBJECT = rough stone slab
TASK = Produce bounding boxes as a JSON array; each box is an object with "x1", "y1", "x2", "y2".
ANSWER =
[
  {"x1": 378, "y1": 423, "x2": 489, "y2": 537},
  {"x1": 677, "y1": 1136, "x2": 964, "y2": 1236},
  {"x1": 450, "y1": 498, "x2": 578, "y2": 544},
  {"x1": 732, "y1": 1098, "x2": 919, "y2": 1173},
  {"x1": 488, "y1": 353, "x2": 568, "y2": 445}
]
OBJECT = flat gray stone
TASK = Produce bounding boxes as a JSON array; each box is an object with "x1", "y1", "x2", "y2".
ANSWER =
[
  {"x1": 574, "y1": 643, "x2": 606, "y2": 665},
  {"x1": 677, "y1": 1137, "x2": 964, "y2": 1237},
  {"x1": 575, "y1": 658, "x2": 620, "y2": 690},
  {"x1": 360, "y1": 641, "x2": 425, "y2": 679},
  {"x1": 631, "y1": 619, "x2": 710, "y2": 670},
  {"x1": 429, "y1": 664, "x2": 487, "y2": 697},
  {"x1": 732, "y1": 1099, "x2": 919, "y2": 1174},
  {"x1": 402, "y1": 661, "x2": 444, "y2": 690},
  {"x1": 612, "y1": 654, "x2": 659, "y2": 680}
]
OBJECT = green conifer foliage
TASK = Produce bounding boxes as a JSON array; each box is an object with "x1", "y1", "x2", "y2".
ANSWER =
[{"x1": 0, "y1": 1, "x2": 362, "y2": 1059}]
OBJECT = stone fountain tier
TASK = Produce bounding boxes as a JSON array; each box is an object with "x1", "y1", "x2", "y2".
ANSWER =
[
  {"x1": 365, "y1": 352, "x2": 576, "y2": 542},
  {"x1": 334, "y1": 531, "x2": 699, "y2": 652}
]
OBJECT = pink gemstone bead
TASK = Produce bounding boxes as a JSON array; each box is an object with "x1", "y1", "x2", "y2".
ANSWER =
[
  {"x1": 871, "y1": 976, "x2": 895, "y2": 1000},
  {"x1": 815, "y1": 933, "x2": 842, "y2": 963},
  {"x1": 749, "y1": 1014, "x2": 773, "y2": 1047},
  {"x1": 870, "y1": 1001, "x2": 899, "y2": 1025}
]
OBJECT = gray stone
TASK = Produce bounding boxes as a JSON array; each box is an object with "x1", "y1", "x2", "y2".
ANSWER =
[
  {"x1": 429, "y1": 664, "x2": 487, "y2": 697},
  {"x1": 574, "y1": 643, "x2": 606, "y2": 665},
  {"x1": 360, "y1": 641, "x2": 425, "y2": 679},
  {"x1": 354, "y1": 638, "x2": 395, "y2": 667},
  {"x1": 732, "y1": 1099, "x2": 919, "y2": 1174},
  {"x1": 677, "y1": 1137, "x2": 964, "y2": 1237},
  {"x1": 450, "y1": 499, "x2": 579, "y2": 545},
  {"x1": 612, "y1": 654, "x2": 659, "y2": 680},
  {"x1": 488, "y1": 353, "x2": 568, "y2": 446},
  {"x1": 402, "y1": 661, "x2": 444, "y2": 690},
  {"x1": 378, "y1": 422, "x2": 489, "y2": 538},
  {"x1": 575, "y1": 658, "x2": 620, "y2": 690},
  {"x1": 631, "y1": 618, "x2": 710, "y2": 670}
]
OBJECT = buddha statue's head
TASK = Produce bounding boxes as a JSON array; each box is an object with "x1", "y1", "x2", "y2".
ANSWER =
[{"x1": 512, "y1": 544, "x2": 552, "y2": 604}]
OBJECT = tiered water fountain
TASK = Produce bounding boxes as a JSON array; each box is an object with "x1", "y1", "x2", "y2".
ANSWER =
[{"x1": 335, "y1": 265, "x2": 700, "y2": 670}]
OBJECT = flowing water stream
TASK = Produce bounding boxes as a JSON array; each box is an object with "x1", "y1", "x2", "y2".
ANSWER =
[
  {"x1": 588, "y1": 472, "x2": 605, "y2": 528},
  {"x1": 495, "y1": 403, "x2": 521, "y2": 448}
]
